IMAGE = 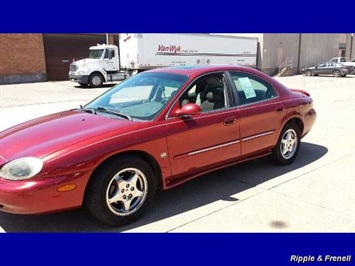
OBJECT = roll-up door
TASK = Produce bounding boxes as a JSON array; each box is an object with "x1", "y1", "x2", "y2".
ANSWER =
[{"x1": 43, "y1": 34, "x2": 106, "y2": 81}]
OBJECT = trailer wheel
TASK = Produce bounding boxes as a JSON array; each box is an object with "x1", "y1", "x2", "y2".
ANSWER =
[
  {"x1": 89, "y1": 73, "x2": 104, "y2": 88},
  {"x1": 128, "y1": 70, "x2": 139, "y2": 77}
]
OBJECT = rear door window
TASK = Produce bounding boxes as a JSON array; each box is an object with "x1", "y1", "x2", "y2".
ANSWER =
[{"x1": 229, "y1": 72, "x2": 278, "y2": 105}]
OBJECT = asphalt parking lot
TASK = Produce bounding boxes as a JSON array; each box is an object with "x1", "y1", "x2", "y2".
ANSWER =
[{"x1": 0, "y1": 75, "x2": 354, "y2": 232}]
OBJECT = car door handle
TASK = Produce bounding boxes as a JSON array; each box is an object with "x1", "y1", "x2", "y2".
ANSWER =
[
  {"x1": 275, "y1": 107, "x2": 284, "y2": 112},
  {"x1": 223, "y1": 118, "x2": 236, "y2": 126}
]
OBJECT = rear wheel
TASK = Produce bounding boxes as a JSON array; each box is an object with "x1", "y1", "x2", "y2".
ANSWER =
[
  {"x1": 85, "y1": 156, "x2": 157, "y2": 226},
  {"x1": 271, "y1": 123, "x2": 300, "y2": 165},
  {"x1": 333, "y1": 70, "x2": 341, "y2": 77}
]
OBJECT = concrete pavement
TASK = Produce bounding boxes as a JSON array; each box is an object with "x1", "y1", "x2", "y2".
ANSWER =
[{"x1": 0, "y1": 76, "x2": 354, "y2": 232}]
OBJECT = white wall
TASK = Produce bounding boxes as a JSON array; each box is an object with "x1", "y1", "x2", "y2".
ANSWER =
[
  {"x1": 211, "y1": 33, "x2": 351, "y2": 75},
  {"x1": 299, "y1": 34, "x2": 346, "y2": 69}
]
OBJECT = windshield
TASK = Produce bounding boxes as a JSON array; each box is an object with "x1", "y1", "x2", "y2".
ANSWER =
[
  {"x1": 89, "y1": 49, "x2": 104, "y2": 59},
  {"x1": 85, "y1": 72, "x2": 188, "y2": 121}
]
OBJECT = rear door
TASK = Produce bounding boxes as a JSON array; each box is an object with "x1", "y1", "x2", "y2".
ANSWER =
[
  {"x1": 323, "y1": 62, "x2": 334, "y2": 74},
  {"x1": 228, "y1": 71, "x2": 286, "y2": 156}
]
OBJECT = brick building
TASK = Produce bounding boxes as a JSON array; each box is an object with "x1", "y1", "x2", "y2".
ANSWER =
[
  {"x1": 0, "y1": 34, "x2": 46, "y2": 84},
  {"x1": 0, "y1": 34, "x2": 116, "y2": 84}
]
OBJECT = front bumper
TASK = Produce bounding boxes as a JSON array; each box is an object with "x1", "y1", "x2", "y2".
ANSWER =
[
  {"x1": 0, "y1": 170, "x2": 91, "y2": 214},
  {"x1": 69, "y1": 74, "x2": 89, "y2": 84}
]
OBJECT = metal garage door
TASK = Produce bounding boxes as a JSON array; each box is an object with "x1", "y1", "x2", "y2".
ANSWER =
[{"x1": 43, "y1": 34, "x2": 107, "y2": 81}]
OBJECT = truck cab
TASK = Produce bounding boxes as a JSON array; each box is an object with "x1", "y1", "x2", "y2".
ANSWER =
[{"x1": 69, "y1": 44, "x2": 127, "y2": 87}]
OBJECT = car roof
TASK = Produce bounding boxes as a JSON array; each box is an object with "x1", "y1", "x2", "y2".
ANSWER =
[{"x1": 144, "y1": 65, "x2": 289, "y2": 94}]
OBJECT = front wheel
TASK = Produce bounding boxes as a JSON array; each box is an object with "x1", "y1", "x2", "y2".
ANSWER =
[
  {"x1": 271, "y1": 123, "x2": 300, "y2": 165},
  {"x1": 85, "y1": 156, "x2": 157, "y2": 226},
  {"x1": 305, "y1": 70, "x2": 312, "y2": 76},
  {"x1": 89, "y1": 73, "x2": 104, "y2": 87}
]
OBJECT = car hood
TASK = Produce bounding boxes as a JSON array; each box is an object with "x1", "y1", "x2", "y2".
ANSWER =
[{"x1": 0, "y1": 110, "x2": 137, "y2": 162}]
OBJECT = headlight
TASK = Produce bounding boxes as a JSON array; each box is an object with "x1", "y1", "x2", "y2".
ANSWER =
[{"x1": 0, "y1": 157, "x2": 43, "y2": 181}]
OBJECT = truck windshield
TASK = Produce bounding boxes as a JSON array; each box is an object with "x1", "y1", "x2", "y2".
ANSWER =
[
  {"x1": 89, "y1": 49, "x2": 104, "y2": 59},
  {"x1": 84, "y1": 72, "x2": 188, "y2": 121}
]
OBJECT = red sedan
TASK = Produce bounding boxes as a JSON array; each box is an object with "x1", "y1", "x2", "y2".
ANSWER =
[{"x1": 0, "y1": 66, "x2": 316, "y2": 226}]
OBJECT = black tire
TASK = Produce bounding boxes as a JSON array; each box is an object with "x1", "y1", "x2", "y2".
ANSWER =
[
  {"x1": 305, "y1": 70, "x2": 312, "y2": 76},
  {"x1": 271, "y1": 123, "x2": 301, "y2": 165},
  {"x1": 85, "y1": 156, "x2": 157, "y2": 226},
  {"x1": 89, "y1": 73, "x2": 104, "y2": 88},
  {"x1": 333, "y1": 70, "x2": 341, "y2": 77}
]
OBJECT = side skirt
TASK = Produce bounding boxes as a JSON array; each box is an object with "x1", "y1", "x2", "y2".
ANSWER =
[{"x1": 164, "y1": 151, "x2": 272, "y2": 189}]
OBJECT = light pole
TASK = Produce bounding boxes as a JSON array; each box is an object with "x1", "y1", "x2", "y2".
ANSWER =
[{"x1": 350, "y1": 33, "x2": 353, "y2": 59}]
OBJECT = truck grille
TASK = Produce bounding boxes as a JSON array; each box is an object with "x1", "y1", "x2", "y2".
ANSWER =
[{"x1": 70, "y1": 64, "x2": 77, "y2": 72}]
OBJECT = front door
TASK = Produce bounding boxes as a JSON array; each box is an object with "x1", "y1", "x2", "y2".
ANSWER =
[
  {"x1": 166, "y1": 73, "x2": 241, "y2": 180},
  {"x1": 103, "y1": 49, "x2": 117, "y2": 71},
  {"x1": 313, "y1": 63, "x2": 328, "y2": 75}
]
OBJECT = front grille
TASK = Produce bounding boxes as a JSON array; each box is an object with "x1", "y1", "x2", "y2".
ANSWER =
[{"x1": 70, "y1": 64, "x2": 77, "y2": 72}]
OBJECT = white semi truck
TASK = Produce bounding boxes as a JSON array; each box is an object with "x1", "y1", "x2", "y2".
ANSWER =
[{"x1": 69, "y1": 34, "x2": 258, "y2": 87}]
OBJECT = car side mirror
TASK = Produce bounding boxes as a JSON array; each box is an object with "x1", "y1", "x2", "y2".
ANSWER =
[{"x1": 171, "y1": 103, "x2": 201, "y2": 117}]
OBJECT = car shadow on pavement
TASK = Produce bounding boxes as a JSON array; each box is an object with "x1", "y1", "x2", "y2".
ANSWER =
[
  {"x1": 0, "y1": 142, "x2": 328, "y2": 232},
  {"x1": 304, "y1": 75, "x2": 355, "y2": 78},
  {"x1": 74, "y1": 83, "x2": 118, "y2": 89}
]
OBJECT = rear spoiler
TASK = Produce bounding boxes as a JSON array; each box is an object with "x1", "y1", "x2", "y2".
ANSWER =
[{"x1": 289, "y1": 88, "x2": 310, "y2": 97}]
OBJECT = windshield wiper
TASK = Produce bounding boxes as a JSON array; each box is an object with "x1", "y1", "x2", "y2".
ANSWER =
[
  {"x1": 78, "y1": 105, "x2": 96, "y2": 114},
  {"x1": 95, "y1": 106, "x2": 132, "y2": 121}
]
